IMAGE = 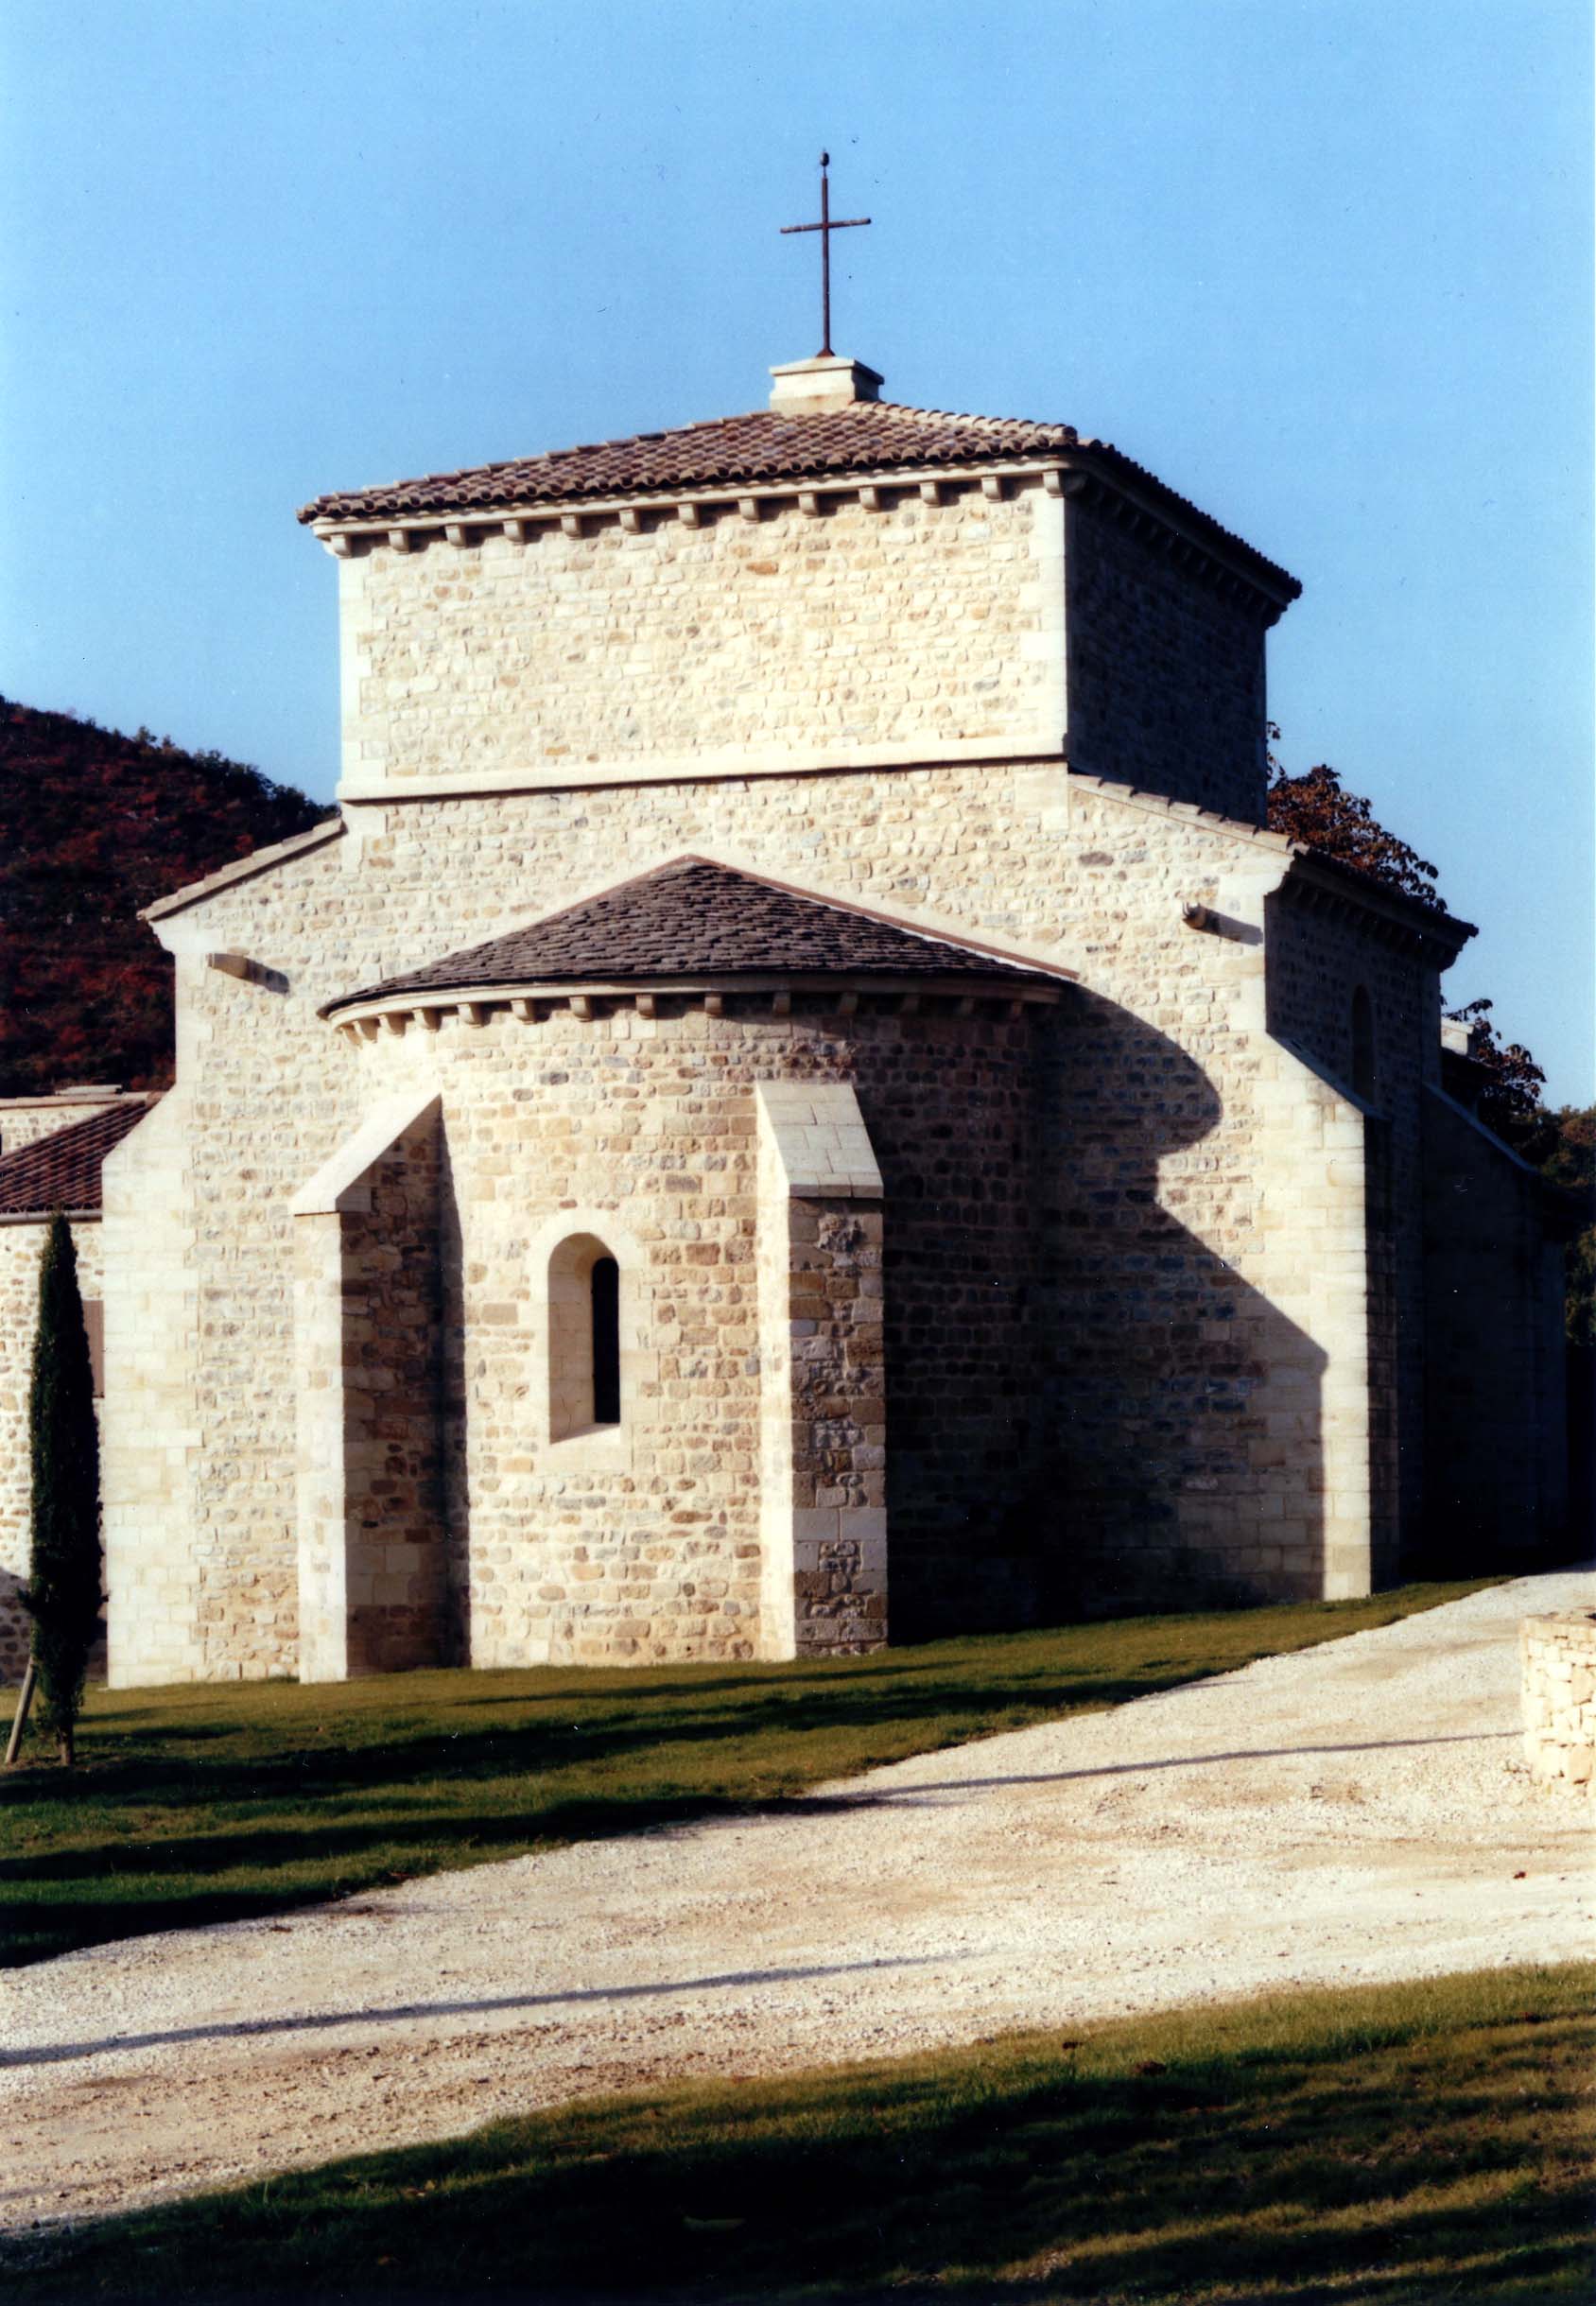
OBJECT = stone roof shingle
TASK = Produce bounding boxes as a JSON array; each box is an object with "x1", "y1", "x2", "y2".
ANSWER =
[
  {"x1": 322, "y1": 858, "x2": 1069, "y2": 1015},
  {"x1": 0, "y1": 1099, "x2": 155, "y2": 1218},
  {"x1": 298, "y1": 402, "x2": 1298, "y2": 598}
]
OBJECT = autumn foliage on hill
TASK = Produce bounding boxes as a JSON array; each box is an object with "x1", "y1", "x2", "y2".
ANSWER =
[{"x1": 0, "y1": 698, "x2": 332, "y2": 1096}]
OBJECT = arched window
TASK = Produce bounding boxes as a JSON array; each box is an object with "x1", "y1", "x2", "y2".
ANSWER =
[
  {"x1": 548, "y1": 1234, "x2": 622, "y2": 1439},
  {"x1": 1351, "y1": 985, "x2": 1377, "y2": 1101},
  {"x1": 591, "y1": 1257, "x2": 620, "y2": 1425}
]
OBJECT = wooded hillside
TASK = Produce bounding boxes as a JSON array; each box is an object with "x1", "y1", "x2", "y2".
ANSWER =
[{"x1": 0, "y1": 699, "x2": 332, "y2": 1096}]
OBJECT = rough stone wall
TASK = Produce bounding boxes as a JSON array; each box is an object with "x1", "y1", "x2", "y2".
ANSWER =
[
  {"x1": 342, "y1": 998, "x2": 1032, "y2": 1666},
  {"x1": 0, "y1": 1220, "x2": 102, "y2": 1682},
  {"x1": 1065, "y1": 495, "x2": 1271, "y2": 823},
  {"x1": 783, "y1": 1196, "x2": 888, "y2": 1654},
  {"x1": 1423, "y1": 1090, "x2": 1570, "y2": 1564},
  {"x1": 1263, "y1": 884, "x2": 1441, "y2": 1578},
  {"x1": 105, "y1": 757, "x2": 1430, "y2": 1677},
  {"x1": 755, "y1": 1083, "x2": 888, "y2": 1656},
  {"x1": 101, "y1": 1092, "x2": 210, "y2": 1684},
  {"x1": 339, "y1": 487, "x2": 1057, "y2": 788},
  {"x1": 293, "y1": 1098, "x2": 444, "y2": 1681},
  {"x1": 1521, "y1": 1611, "x2": 1596, "y2": 1790}
]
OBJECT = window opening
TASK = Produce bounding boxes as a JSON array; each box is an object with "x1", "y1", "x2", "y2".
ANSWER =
[
  {"x1": 591, "y1": 1256, "x2": 620, "y2": 1426},
  {"x1": 548, "y1": 1233, "x2": 623, "y2": 1439}
]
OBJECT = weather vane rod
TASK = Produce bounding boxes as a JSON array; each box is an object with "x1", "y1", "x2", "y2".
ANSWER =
[{"x1": 780, "y1": 151, "x2": 870, "y2": 359}]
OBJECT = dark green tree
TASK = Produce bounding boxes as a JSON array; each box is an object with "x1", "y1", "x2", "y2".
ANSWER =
[{"x1": 23, "y1": 1213, "x2": 103, "y2": 1765}]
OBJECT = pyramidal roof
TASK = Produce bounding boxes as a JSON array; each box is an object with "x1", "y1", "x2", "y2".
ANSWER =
[
  {"x1": 321, "y1": 858, "x2": 1071, "y2": 1017},
  {"x1": 297, "y1": 359, "x2": 1298, "y2": 601}
]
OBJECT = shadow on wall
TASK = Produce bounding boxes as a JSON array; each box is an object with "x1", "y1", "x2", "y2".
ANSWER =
[
  {"x1": 884, "y1": 987, "x2": 1330, "y2": 1636},
  {"x1": 440, "y1": 1122, "x2": 470, "y2": 1668}
]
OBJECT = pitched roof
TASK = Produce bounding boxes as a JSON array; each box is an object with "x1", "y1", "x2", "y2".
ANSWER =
[
  {"x1": 297, "y1": 402, "x2": 1298, "y2": 598},
  {"x1": 322, "y1": 858, "x2": 1070, "y2": 1015},
  {"x1": 0, "y1": 1098, "x2": 156, "y2": 1217}
]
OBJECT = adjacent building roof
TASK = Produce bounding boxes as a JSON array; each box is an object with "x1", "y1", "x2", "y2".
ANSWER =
[
  {"x1": 0, "y1": 1098, "x2": 156, "y2": 1218},
  {"x1": 321, "y1": 857, "x2": 1072, "y2": 1016},
  {"x1": 298, "y1": 402, "x2": 1299, "y2": 600}
]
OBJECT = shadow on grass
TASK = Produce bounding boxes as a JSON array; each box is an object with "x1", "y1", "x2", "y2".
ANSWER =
[{"x1": 7, "y1": 1982, "x2": 1592, "y2": 2305}]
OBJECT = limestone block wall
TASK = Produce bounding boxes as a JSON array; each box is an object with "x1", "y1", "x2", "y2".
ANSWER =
[
  {"x1": 105, "y1": 754, "x2": 1428, "y2": 1679},
  {"x1": 0, "y1": 1219, "x2": 103, "y2": 1683},
  {"x1": 1521, "y1": 1611, "x2": 1596, "y2": 1790},
  {"x1": 756, "y1": 1082, "x2": 887, "y2": 1656},
  {"x1": 343, "y1": 995, "x2": 1038, "y2": 1667},
  {"x1": 1065, "y1": 494, "x2": 1272, "y2": 824},
  {"x1": 101, "y1": 1092, "x2": 212, "y2": 1685},
  {"x1": 1264, "y1": 882, "x2": 1440, "y2": 1571},
  {"x1": 338, "y1": 486, "x2": 1059, "y2": 791},
  {"x1": 292, "y1": 1093, "x2": 444, "y2": 1681},
  {"x1": 1423, "y1": 1090, "x2": 1570, "y2": 1564}
]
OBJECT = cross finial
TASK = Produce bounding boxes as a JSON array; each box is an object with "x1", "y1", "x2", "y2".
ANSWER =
[{"x1": 780, "y1": 151, "x2": 870, "y2": 359}]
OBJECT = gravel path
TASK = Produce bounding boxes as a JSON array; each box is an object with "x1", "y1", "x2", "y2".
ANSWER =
[{"x1": 5, "y1": 1570, "x2": 1593, "y2": 2234}]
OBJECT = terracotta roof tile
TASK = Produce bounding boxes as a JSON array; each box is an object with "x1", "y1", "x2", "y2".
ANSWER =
[
  {"x1": 298, "y1": 402, "x2": 1298, "y2": 598},
  {"x1": 0, "y1": 1099, "x2": 156, "y2": 1217},
  {"x1": 322, "y1": 858, "x2": 1069, "y2": 1014}
]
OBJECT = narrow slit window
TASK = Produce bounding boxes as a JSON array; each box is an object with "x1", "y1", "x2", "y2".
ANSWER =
[
  {"x1": 548, "y1": 1233, "x2": 623, "y2": 1440},
  {"x1": 591, "y1": 1256, "x2": 620, "y2": 1425}
]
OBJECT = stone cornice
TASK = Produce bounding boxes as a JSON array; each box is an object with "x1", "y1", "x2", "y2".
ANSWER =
[
  {"x1": 1279, "y1": 854, "x2": 1475, "y2": 963},
  {"x1": 325, "y1": 974, "x2": 1066, "y2": 1039},
  {"x1": 309, "y1": 449, "x2": 1295, "y2": 618},
  {"x1": 336, "y1": 736, "x2": 1066, "y2": 806}
]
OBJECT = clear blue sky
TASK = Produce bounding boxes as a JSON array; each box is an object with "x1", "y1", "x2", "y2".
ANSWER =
[{"x1": 2, "y1": 0, "x2": 1590, "y2": 1100}]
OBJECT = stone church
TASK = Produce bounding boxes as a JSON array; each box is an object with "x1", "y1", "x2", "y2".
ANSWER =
[{"x1": 0, "y1": 348, "x2": 1576, "y2": 1686}]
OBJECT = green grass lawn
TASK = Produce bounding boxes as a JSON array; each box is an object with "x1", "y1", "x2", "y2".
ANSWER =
[
  {"x1": 3, "y1": 1580, "x2": 1498, "y2": 1968},
  {"x1": 6, "y1": 1960, "x2": 1590, "y2": 2303}
]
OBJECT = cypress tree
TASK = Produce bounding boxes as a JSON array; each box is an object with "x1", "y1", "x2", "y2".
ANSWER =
[{"x1": 24, "y1": 1212, "x2": 103, "y2": 1765}]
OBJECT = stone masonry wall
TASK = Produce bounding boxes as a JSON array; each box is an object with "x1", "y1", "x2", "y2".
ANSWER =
[
  {"x1": 755, "y1": 1083, "x2": 888, "y2": 1656},
  {"x1": 1264, "y1": 885, "x2": 1441, "y2": 1578},
  {"x1": 1065, "y1": 495, "x2": 1271, "y2": 824},
  {"x1": 1423, "y1": 1090, "x2": 1570, "y2": 1564},
  {"x1": 783, "y1": 1195, "x2": 889, "y2": 1654},
  {"x1": 293, "y1": 1099, "x2": 445, "y2": 1680},
  {"x1": 339, "y1": 486, "x2": 1057, "y2": 789},
  {"x1": 0, "y1": 1219, "x2": 103, "y2": 1683},
  {"x1": 106, "y1": 757, "x2": 1425, "y2": 1678},
  {"x1": 339, "y1": 997, "x2": 1032, "y2": 1666},
  {"x1": 1521, "y1": 1611, "x2": 1596, "y2": 1791}
]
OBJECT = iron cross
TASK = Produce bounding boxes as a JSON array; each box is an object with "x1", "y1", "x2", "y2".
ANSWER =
[{"x1": 780, "y1": 152, "x2": 870, "y2": 359}]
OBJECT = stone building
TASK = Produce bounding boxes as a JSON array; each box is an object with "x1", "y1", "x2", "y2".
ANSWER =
[{"x1": 0, "y1": 349, "x2": 1577, "y2": 1685}]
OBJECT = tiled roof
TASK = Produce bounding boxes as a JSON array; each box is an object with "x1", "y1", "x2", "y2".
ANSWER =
[
  {"x1": 298, "y1": 403, "x2": 1298, "y2": 597},
  {"x1": 0, "y1": 1098, "x2": 156, "y2": 1217},
  {"x1": 323, "y1": 858, "x2": 1069, "y2": 1014}
]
